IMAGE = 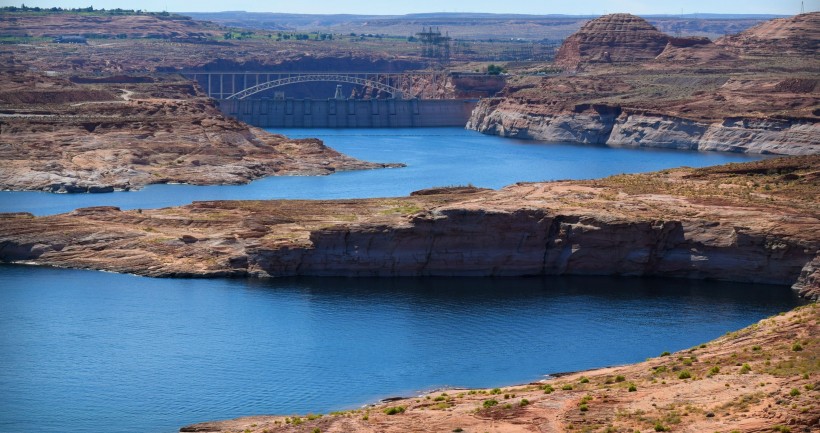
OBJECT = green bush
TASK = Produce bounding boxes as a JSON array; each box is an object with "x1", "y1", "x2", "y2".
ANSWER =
[
  {"x1": 615, "y1": 375, "x2": 626, "y2": 382},
  {"x1": 520, "y1": 398, "x2": 530, "y2": 407},
  {"x1": 628, "y1": 384, "x2": 637, "y2": 392},
  {"x1": 483, "y1": 399, "x2": 498, "y2": 408},
  {"x1": 486, "y1": 64, "x2": 506, "y2": 75},
  {"x1": 678, "y1": 370, "x2": 692, "y2": 379},
  {"x1": 383, "y1": 406, "x2": 405, "y2": 415},
  {"x1": 562, "y1": 384, "x2": 573, "y2": 390},
  {"x1": 792, "y1": 343, "x2": 803, "y2": 351}
]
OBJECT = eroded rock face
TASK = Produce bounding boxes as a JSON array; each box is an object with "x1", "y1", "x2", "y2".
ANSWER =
[
  {"x1": 468, "y1": 103, "x2": 820, "y2": 155},
  {"x1": 1, "y1": 157, "x2": 817, "y2": 298},
  {"x1": 716, "y1": 12, "x2": 820, "y2": 56},
  {"x1": 555, "y1": 14, "x2": 669, "y2": 69},
  {"x1": 470, "y1": 14, "x2": 819, "y2": 155}
]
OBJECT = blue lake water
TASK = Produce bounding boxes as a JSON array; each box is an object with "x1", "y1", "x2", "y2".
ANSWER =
[
  {"x1": 0, "y1": 128, "x2": 790, "y2": 433},
  {"x1": 0, "y1": 128, "x2": 765, "y2": 215},
  {"x1": 0, "y1": 265, "x2": 801, "y2": 433}
]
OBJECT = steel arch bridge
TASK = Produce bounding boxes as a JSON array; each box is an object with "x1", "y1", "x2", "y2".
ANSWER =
[{"x1": 225, "y1": 73, "x2": 403, "y2": 99}]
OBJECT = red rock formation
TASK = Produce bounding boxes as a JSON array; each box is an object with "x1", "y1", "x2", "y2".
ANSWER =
[
  {"x1": 716, "y1": 12, "x2": 820, "y2": 56},
  {"x1": 554, "y1": 14, "x2": 669, "y2": 69}
]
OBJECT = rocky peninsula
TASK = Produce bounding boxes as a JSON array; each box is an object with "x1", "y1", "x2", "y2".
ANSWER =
[
  {"x1": 468, "y1": 13, "x2": 820, "y2": 155},
  {"x1": 0, "y1": 68, "x2": 399, "y2": 192},
  {"x1": 1, "y1": 156, "x2": 818, "y2": 300}
]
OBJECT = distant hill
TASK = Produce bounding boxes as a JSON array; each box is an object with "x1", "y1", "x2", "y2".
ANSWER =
[{"x1": 182, "y1": 11, "x2": 787, "y2": 40}]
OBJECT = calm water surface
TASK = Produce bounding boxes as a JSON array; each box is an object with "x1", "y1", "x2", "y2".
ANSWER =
[
  {"x1": 0, "y1": 128, "x2": 765, "y2": 215},
  {"x1": 0, "y1": 265, "x2": 801, "y2": 433},
  {"x1": 0, "y1": 129, "x2": 788, "y2": 433}
]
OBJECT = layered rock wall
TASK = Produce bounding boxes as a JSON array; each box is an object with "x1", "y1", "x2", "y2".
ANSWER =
[
  {"x1": 244, "y1": 209, "x2": 815, "y2": 288},
  {"x1": 468, "y1": 102, "x2": 820, "y2": 155}
]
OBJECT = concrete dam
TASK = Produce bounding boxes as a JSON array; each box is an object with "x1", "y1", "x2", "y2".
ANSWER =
[{"x1": 218, "y1": 98, "x2": 478, "y2": 128}]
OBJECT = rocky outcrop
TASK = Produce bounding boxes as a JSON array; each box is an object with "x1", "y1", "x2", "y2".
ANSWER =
[
  {"x1": 794, "y1": 255, "x2": 820, "y2": 301},
  {"x1": 469, "y1": 102, "x2": 820, "y2": 155},
  {"x1": 608, "y1": 113, "x2": 820, "y2": 154},
  {"x1": 1, "y1": 157, "x2": 818, "y2": 297},
  {"x1": 471, "y1": 14, "x2": 819, "y2": 155},
  {"x1": 467, "y1": 101, "x2": 619, "y2": 144},
  {"x1": 0, "y1": 71, "x2": 401, "y2": 192},
  {"x1": 716, "y1": 12, "x2": 820, "y2": 56},
  {"x1": 555, "y1": 14, "x2": 669, "y2": 69}
]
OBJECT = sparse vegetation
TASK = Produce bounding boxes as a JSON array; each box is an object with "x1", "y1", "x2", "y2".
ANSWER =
[
  {"x1": 483, "y1": 399, "x2": 498, "y2": 408},
  {"x1": 383, "y1": 406, "x2": 405, "y2": 415}
]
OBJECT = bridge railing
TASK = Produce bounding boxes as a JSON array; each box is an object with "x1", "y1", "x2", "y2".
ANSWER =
[{"x1": 182, "y1": 71, "x2": 448, "y2": 100}]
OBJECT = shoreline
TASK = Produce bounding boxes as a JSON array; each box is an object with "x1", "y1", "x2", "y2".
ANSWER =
[{"x1": 180, "y1": 303, "x2": 818, "y2": 432}]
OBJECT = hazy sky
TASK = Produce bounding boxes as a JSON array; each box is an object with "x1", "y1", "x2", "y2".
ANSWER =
[{"x1": 7, "y1": 0, "x2": 817, "y2": 15}]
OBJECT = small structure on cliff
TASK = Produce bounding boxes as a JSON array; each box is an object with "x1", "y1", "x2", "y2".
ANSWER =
[
  {"x1": 52, "y1": 35, "x2": 87, "y2": 44},
  {"x1": 416, "y1": 27, "x2": 451, "y2": 62}
]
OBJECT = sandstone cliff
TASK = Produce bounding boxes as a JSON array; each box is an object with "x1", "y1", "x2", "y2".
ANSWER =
[
  {"x1": 1, "y1": 156, "x2": 818, "y2": 299},
  {"x1": 468, "y1": 101, "x2": 820, "y2": 155},
  {"x1": 554, "y1": 13, "x2": 669, "y2": 69},
  {"x1": 469, "y1": 13, "x2": 820, "y2": 155},
  {"x1": 716, "y1": 12, "x2": 820, "y2": 56}
]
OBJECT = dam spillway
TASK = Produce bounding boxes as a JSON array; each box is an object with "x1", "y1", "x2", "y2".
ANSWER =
[{"x1": 218, "y1": 98, "x2": 478, "y2": 128}]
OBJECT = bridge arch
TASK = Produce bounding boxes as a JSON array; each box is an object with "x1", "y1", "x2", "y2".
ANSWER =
[{"x1": 225, "y1": 73, "x2": 404, "y2": 99}]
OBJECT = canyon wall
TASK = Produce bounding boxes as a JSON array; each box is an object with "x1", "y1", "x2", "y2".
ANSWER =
[
  {"x1": 467, "y1": 102, "x2": 820, "y2": 155},
  {"x1": 251, "y1": 208, "x2": 817, "y2": 291}
]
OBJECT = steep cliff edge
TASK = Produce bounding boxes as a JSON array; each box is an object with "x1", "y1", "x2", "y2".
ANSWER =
[
  {"x1": 468, "y1": 100, "x2": 819, "y2": 155},
  {"x1": 2, "y1": 156, "x2": 818, "y2": 298},
  {"x1": 469, "y1": 13, "x2": 820, "y2": 155}
]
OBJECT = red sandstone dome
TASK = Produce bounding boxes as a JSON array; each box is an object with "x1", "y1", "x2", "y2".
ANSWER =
[
  {"x1": 715, "y1": 11, "x2": 820, "y2": 56},
  {"x1": 554, "y1": 13, "x2": 669, "y2": 69}
]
